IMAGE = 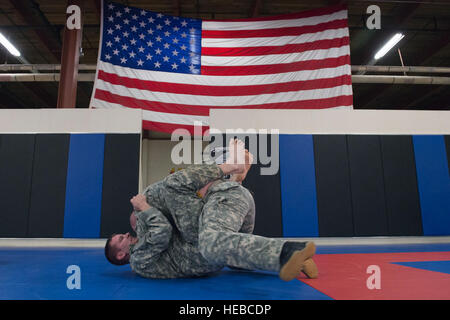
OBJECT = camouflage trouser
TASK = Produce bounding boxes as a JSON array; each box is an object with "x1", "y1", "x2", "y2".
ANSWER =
[{"x1": 198, "y1": 185, "x2": 286, "y2": 272}]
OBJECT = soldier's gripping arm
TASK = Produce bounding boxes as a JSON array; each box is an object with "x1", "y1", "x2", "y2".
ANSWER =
[
  {"x1": 141, "y1": 180, "x2": 167, "y2": 212},
  {"x1": 131, "y1": 207, "x2": 173, "y2": 263}
]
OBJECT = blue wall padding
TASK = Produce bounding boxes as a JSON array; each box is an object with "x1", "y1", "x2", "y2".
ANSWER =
[
  {"x1": 64, "y1": 134, "x2": 105, "y2": 238},
  {"x1": 280, "y1": 135, "x2": 319, "y2": 237},
  {"x1": 413, "y1": 135, "x2": 450, "y2": 236}
]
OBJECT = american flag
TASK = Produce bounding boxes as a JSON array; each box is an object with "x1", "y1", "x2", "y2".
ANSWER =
[{"x1": 90, "y1": 1, "x2": 353, "y2": 134}]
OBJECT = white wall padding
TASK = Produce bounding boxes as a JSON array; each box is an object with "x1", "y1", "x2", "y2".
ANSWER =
[
  {"x1": 210, "y1": 109, "x2": 450, "y2": 135},
  {"x1": 0, "y1": 108, "x2": 142, "y2": 134}
]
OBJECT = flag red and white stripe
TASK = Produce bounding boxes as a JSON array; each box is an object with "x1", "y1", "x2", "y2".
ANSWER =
[{"x1": 90, "y1": 4, "x2": 353, "y2": 134}]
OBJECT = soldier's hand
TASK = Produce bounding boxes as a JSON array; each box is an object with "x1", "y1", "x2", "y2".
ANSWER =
[{"x1": 130, "y1": 194, "x2": 151, "y2": 212}]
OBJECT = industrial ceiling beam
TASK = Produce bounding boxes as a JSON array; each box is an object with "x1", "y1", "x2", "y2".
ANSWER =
[
  {"x1": 5, "y1": 64, "x2": 450, "y2": 74},
  {"x1": 353, "y1": 2, "x2": 431, "y2": 108},
  {"x1": 57, "y1": 0, "x2": 84, "y2": 108},
  {"x1": 250, "y1": 0, "x2": 261, "y2": 17},
  {"x1": 327, "y1": 0, "x2": 347, "y2": 5},
  {"x1": 173, "y1": 0, "x2": 181, "y2": 17},
  {"x1": 407, "y1": 85, "x2": 447, "y2": 108},
  {"x1": 357, "y1": 3, "x2": 421, "y2": 67},
  {"x1": 18, "y1": 82, "x2": 56, "y2": 107},
  {"x1": 0, "y1": 84, "x2": 29, "y2": 108},
  {"x1": 361, "y1": 32, "x2": 450, "y2": 108},
  {"x1": 3, "y1": 73, "x2": 450, "y2": 85},
  {"x1": 93, "y1": 0, "x2": 101, "y2": 20},
  {"x1": 10, "y1": 0, "x2": 62, "y2": 62}
]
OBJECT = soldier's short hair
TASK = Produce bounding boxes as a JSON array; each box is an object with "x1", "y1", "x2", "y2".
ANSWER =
[{"x1": 105, "y1": 236, "x2": 128, "y2": 266}]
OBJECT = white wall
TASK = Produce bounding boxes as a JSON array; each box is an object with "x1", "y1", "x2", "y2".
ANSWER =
[
  {"x1": 141, "y1": 139, "x2": 209, "y2": 189},
  {"x1": 210, "y1": 109, "x2": 450, "y2": 134},
  {"x1": 0, "y1": 108, "x2": 142, "y2": 133}
]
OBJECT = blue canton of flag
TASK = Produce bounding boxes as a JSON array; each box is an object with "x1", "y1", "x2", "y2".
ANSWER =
[{"x1": 101, "y1": 1, "x2": 202, "y2": 74}]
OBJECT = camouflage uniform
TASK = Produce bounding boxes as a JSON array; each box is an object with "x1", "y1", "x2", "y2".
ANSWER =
[
  {"x1": 129, "y1": 164, "x2": 286, "y2": 279},
  {"x1": 199, "y1": 181, "x2": 285, "y2": 272},
  {"x1": 129, "y1": 164, "x2": 224, "y2": 279}
]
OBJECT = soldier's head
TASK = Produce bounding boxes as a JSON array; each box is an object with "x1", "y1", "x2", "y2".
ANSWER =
[{"x1": 105, "y1": 233, "x2": 134, "y2": 265}]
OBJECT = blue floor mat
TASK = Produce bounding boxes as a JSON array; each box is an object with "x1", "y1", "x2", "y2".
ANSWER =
[{"x1": 0, "y1": 248, "x2": 331, "y2": 300}]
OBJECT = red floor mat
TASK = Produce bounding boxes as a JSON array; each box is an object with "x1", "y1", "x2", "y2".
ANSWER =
[{"x1": 299, "y1": 252, "x2": 450, "y2": 300}]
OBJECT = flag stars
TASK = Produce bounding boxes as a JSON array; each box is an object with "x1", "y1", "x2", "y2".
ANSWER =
[{"x1": 103, "y1": 6, "x2": 202, "y2": 73}]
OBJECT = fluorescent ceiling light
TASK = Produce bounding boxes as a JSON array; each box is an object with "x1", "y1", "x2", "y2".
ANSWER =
[
  {"x1": 374, "y1": 33, "x2": 405, "y2": 60},
  {"x1": 0, "y1": 32, "x2": 21, "y2": 57}
]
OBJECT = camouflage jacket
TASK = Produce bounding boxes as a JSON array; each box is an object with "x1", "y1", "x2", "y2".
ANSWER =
[{"x1": 129, "y1": 164, "x2": 244, "y2": 279}]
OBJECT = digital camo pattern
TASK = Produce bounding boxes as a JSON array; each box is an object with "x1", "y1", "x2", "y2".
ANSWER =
[
  {"x1": 130, "y1": 164, "x2": 286, "y2": 279},
  {"x1": 129, "y1": 164, "x2": 226, "y2": 278},
  {"x1": 143, "y1": 164, "x2": 223, "y2": 245},
  {"x1": 130, "y1": 207, "x2": 222, "y2": 279},
  {"x1": 200, "y1": 183, "x2": 285, "y2": 272}
]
